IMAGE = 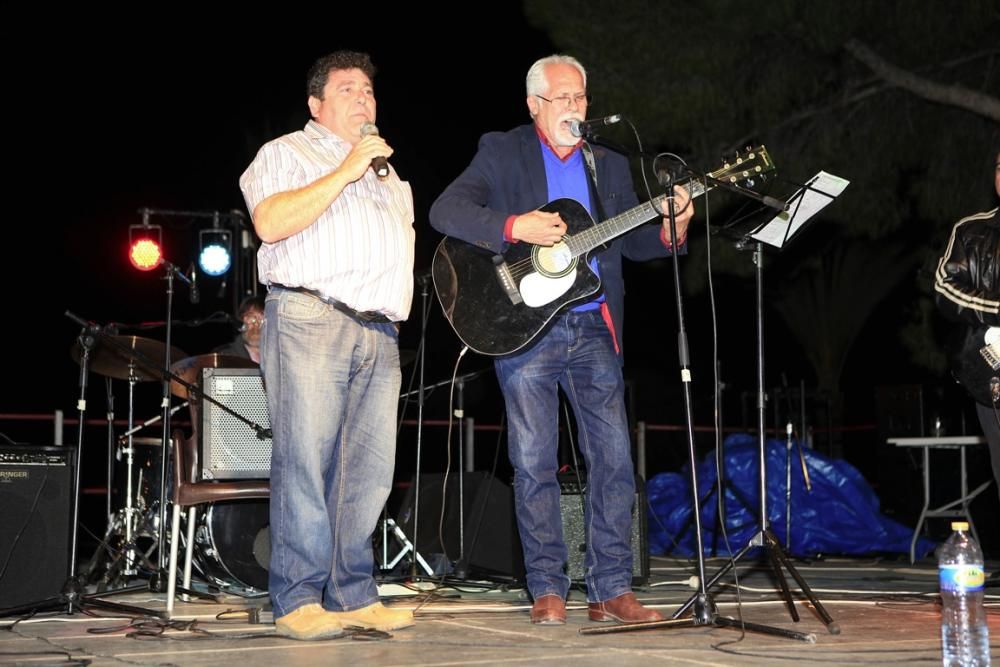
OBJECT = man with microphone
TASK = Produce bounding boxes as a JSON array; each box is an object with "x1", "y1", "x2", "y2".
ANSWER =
[
  {"x1": 430, "y1": 54, "x2": 693, "y2": 625},
  {"x1": 239, "y1": 50, "x2": 415, "y2": 640}
]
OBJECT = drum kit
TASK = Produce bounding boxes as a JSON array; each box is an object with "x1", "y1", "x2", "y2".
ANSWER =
[{"x1": 72, "y1": 335, "x2": 268, "y2": 593}]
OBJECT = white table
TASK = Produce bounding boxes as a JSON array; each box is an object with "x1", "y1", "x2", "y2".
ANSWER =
[{"x1": 888, "y1": 436, "x2": 992, "y2": 563}]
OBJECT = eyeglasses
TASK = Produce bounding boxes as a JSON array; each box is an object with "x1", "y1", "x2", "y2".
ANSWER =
[
  {"x1": 243, "y1": 316, "x2": 264, "y2": 329},
  {"x1": 535, "y1": 93, "x2": 591, "y2": 109}
]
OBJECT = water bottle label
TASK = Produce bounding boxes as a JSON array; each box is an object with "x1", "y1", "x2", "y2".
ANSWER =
[{"x1": 939, "y1": 564, "x2": 985, "y2": 592}]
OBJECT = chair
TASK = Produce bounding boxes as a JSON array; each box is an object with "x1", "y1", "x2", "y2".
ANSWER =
[{"x1": 166, "y1": 430, "x2": 269, "y2": 617}]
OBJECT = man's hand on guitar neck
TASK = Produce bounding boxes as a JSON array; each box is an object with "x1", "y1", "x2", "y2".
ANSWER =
[
  {"x1": 512, "y1": 210, "x2": 568, "y2": 246},
  {"x1": 659, "y1": 184, "x2": 694, "y2": 244}
]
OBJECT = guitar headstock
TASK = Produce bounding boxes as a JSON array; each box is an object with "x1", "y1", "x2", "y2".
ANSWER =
[{"x1": 708, "y1": 145, "x2": 775, "y2": 189}]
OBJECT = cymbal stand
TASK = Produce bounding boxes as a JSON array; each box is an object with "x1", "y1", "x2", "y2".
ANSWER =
[
  {"x1": 122, "y1": 362, "x2": 141, "y2": 576},
  {"x1": 83, "y1": 361, "x2": 160, "y2": 588},
  {"x1": 103, "y1": 376, "x2": 115, "y2": 528}
]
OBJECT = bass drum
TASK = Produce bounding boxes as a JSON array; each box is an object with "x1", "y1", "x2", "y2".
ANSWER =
[{"x1": 196, "y1": 500, "x2": 270, "y2": 592}]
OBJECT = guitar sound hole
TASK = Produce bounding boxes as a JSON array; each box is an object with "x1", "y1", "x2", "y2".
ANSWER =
[{"x1": 533, "y1": 242, "x2": 575, "y2": 278}]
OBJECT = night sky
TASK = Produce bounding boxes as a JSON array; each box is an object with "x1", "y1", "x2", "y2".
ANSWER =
[
  {"x1": 11, "y1": 12, "x2": 560, "y2": 417},
  {"x1": 6, "y1": 9, "x2": 998, "y2": 525}
]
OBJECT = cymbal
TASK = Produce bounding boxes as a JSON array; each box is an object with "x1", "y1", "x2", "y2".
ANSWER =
[
  {"x1": 169, "y1": 353, "x2": 258, "y2": 398},
  {"x1": 70, "y1": 335, "x2": 186, "y2": 382}
]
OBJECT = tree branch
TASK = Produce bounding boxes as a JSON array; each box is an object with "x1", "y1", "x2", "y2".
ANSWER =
[{"x1": 844, "y1": 38, "x2": 1000, "y2": 123}]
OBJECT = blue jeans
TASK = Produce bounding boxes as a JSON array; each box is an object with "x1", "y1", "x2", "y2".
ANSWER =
[
  {"x1": 495, "y1": 309, "x2": 635, "y2": 603},
  {"x1": 261, "y1": 288, "x2": 400, "y2": 618}
]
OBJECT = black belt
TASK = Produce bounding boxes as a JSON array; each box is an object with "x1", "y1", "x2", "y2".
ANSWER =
[{"x1": 272, "y1": 285, "x2": 393, "y2": 324}]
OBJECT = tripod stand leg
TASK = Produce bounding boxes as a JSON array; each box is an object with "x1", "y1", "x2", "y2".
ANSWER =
[
  {"x1": 578, "y1": 612, "x2": 817, "y2": 641},
  {"x1": 80, "y1": 593, "x2": 167, "y2": 618},
  {"x1": 713, "y1": 615, "x2": 816, "y2": 642},
  {"x1": 765, "y1": 542, "x2": 800, "y2": 622},
  {"x1": 764, "y1": 530, "x2": 840, "y2": 634},
  {"x1": 671, "y1": 539, "x2": 756, "y2": 619}
]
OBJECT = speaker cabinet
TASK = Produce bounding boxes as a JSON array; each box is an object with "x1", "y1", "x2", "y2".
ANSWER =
[
  {"x1": 558, "y1": 474, "x2": 649, "y2": 585},
  {"x1": 201, "y1": 368, "x2": 271, "y2": 479},
  {"x1": 0, "y1": 445, "x2": 74, "y2": 609},
  {"x1": 394, "y1": 472, "x2": 524, "y2": 580}
]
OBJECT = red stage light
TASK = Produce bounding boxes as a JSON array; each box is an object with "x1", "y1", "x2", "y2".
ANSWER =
[{"x1": 128, "y1": 224, "x2": 163, "y2": 271}]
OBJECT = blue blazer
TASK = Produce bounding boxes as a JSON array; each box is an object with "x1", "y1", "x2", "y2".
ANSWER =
[{"x1": 429, "y1": 124, "x2": 681, "y2": 359}]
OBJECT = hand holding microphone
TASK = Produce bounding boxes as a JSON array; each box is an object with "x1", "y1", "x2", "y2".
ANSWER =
[{"x1": 360, "y1": 122, "x2": 391, "y2": 179}]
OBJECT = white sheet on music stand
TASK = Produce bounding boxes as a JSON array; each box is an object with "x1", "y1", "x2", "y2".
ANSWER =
[{"x1": 750, "y1": 171, "x2": 850, "y2": 248}]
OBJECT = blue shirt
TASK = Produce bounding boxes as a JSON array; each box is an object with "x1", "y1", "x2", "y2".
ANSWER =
[{"x1": 540, "y1": 139, "x2": 604, "y2": 311}]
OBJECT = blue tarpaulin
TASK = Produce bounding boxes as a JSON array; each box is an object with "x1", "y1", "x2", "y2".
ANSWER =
[{"x1": 647, "y1": 433, "x2": 936, "y2": 559}]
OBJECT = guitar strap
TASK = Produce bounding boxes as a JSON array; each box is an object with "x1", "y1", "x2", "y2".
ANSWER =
[{"x1": 581, "y1": 142, "x2": 609, "y2": 252}]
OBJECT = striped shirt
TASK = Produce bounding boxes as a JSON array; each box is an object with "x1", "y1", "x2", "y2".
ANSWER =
[{"x1": 240, "y1": 120, "x2": 415, "y2": 321}]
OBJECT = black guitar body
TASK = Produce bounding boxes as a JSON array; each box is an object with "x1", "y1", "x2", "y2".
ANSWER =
[
  {"x1": 432, "y1": 198, "x2": 603, "y2": 356},
  {"x1": 430, "y1": 146, "x2": 775, "y2": 357}
]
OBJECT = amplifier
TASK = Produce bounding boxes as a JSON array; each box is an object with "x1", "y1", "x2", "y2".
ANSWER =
[
  {"x1": 559, "y1": 473, "x2": 649, "y2": 585},
  {"x1": 201, "y1": 368, "x2": 272, "y2": 479},
  {"x1": 0, "y1": 445, "x2": 74, "y2": 608}
]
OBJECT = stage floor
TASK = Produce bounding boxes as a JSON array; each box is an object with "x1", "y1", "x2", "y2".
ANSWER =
[{"x1": 3, "y1": 555, "x2": 998, "y2": 666}]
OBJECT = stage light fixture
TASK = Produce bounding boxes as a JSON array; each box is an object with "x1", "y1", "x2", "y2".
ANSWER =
[
  {"x1": 198, "y1": 226, "x2": 232, "y2": 277},
  {"x1": 128, "y1": 223, "x2": 163, "y2": 271}
]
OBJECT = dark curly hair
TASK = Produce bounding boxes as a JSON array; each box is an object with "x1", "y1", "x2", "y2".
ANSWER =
[
  {"x1": 237, "y1": 295, "x2": 265, "y2": 319},
  {"x1": 307, "y1": 51, "x2": 376, "y2": 99}
]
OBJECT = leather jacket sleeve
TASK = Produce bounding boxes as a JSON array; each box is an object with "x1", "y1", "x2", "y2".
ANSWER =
[{"x1": 934, "y1": 210, "x2": 1000, "y2": 327}]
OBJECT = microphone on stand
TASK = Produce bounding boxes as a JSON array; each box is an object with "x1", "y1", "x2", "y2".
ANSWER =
[
  {"x1": 360, "y1": 122, "x2": 390, "y2": 179},
  {"x1": 414, "y1": 268, "x2": 432, "y2": 288},
  {"x1": 569, "y1": 114, "x2": 622, "y2": 138}
]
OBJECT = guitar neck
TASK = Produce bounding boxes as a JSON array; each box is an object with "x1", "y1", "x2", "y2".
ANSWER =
[{"x1": 566, "y1": 179, "x2": 709, "y2": 256}]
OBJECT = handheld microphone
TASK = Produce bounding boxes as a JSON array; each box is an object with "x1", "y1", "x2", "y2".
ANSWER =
[
  {"x1": 360, "y1": 122, "x2": 390, "y2": 179},
  {"x1": 569, "y1": 114, "x2": 622, "y2": 138}
]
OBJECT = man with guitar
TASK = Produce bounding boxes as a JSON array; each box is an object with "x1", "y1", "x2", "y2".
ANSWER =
[
  {"x1": 429, "y1": 54, "x2": 693, "y2": 624},
  {"x1": 934, "y1": 150, "x2": 1000, "y2": 505}
]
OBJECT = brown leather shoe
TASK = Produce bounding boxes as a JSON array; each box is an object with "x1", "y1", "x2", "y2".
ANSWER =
[
  {"x1": 588, "y1": 592, "x2": 664, "y2": 623},
  {"x1": 530, "y1": 594, "x2": 566, "y2": 625}
]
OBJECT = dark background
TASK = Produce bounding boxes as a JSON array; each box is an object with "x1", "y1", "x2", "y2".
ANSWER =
[{"x1": 4, "y1": 6, "x2": 999, "y2": 556}]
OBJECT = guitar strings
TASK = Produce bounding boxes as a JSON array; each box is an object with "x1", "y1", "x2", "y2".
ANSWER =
[{"x1": 504, "y1": 198, "x2": 665, "y2": 279}]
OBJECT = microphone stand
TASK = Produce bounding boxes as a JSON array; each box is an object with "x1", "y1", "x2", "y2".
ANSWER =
[
  {"x1": 149, "y1": 261, "x2": 185, "y2": 591},
  {"x1": 409, "y1": 274, "x2": 432, "y2": 577},
  {"x1": 581, "y1": 170, "x2": 830, "y2": 641}
]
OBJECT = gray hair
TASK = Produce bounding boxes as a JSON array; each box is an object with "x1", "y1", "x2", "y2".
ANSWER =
[{"x1": 525, "y1": 55, "x2": 587, "y2": 97}]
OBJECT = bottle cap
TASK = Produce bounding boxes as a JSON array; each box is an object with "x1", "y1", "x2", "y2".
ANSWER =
[{"x1": 951, "y1": 521, "x2": 969, "y2": 531}]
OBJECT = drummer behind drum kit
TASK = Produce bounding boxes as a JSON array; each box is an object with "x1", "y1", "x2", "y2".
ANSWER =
[{"x1": 72, "y1": 335, "x2": 272, "y2": 593}]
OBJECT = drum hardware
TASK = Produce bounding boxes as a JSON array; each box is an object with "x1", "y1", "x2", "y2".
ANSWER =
[
  {"x1": 65, "y1": 322, "x2": 267, "y2": 603},
  {"x1": 188, "y1": 500, "x2": 271, "y2": 594},
  {"x1": 89, "y1": 341, "x2": 267, "y2": 590},
  {"x1": 70, "y1": 335, "x2": 184, "y2": 589}
]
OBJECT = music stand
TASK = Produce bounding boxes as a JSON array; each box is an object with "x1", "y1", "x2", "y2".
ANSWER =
[{"x1": 582, "y1": 170, "x2": 848, "y2": 639}]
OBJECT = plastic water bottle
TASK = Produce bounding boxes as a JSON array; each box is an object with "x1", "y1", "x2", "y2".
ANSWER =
[{"x1": 939, "y1": 521, "x2": 991, "y2": 666}]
